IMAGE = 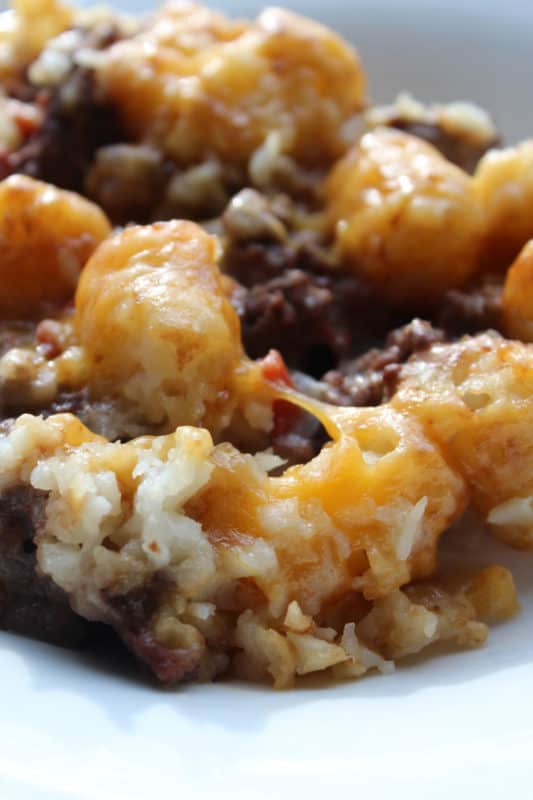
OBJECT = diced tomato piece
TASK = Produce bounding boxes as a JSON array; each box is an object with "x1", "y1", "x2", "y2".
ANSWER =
[
  {"x1": 260, "y1": 349, "x2": 292, "y2": 387},
  {"x1": 259, "y1": 350, "x2": 301, "y2": 436}
]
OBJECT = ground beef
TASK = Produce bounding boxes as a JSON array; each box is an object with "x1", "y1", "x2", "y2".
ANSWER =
[
  {"x1": 2, "y1": 24, "x2": 126, "y2": 192},
  {"x1": 0, "y1": 485, "x2": 92, "y2": 645},
  {"x1": 227, "y1": 239, "x2": 404, "y2": 376},
  {"x1": 6, "y1": 67, "x2": 124, "y2": 192},
  {"x1": 390, "y1": 119, "x2": 499, "y2": 174},
  {"x1": 105, "y1": 577, "x2": 206, "y2": 684},
  {"x1": 320, "y1": 319, "x2": 446, "y2": 406},
  {"x1": 227, "y1": 224, "x2": 502, "y2": 394},
  {"x1": 438, "y1": 274, "x2": 503, "y2": 335},
  {"x1": 0, "y1": 483, "x2": 198, "y2": 680},
  {"x1": 224, "y1": 239, "x2": 293, "y2": 287}
]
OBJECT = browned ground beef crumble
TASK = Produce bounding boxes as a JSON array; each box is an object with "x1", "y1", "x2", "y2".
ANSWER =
[
  {"x1": 104, "y1": 576, "x2": 210, "y2": 683},
  {"x1": 320, "y1": 319, "x2": 447, "y2": 406},
  {"x1": 1, "y1": 27, "x2": 125, "y2": 190},
  {"x1": 438, "y1": 274, "x2": 503, "y2": 334},
  {"x1": 389, "y1": 119, "x2": 499, "y2": 175},
  {"x1": 0, "y1": 485, "x2": 91, "y2": 644}
]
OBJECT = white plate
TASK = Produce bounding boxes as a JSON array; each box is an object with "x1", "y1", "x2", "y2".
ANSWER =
[
  {"x1": 2, "y1": 1, "x2": 533, "y2": 798},
  {"x1": 2, "y1": 526, "x2": 533, "y2": 800}
]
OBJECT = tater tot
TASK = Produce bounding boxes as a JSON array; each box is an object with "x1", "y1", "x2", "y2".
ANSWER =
[
  {"x1": 271, "y1": 403, "x2": 468, "y2": 600},
  {"x1": 98, "y1": 4, "x2": 365, "y2": 168},
  {"x1": 473, "y1": 140, "x2": 533, "y2": 270},
  {"x1": 141, "y1": 0, "x2": 247, "y2": 53},
  {"x1": 325, "y1": 128, "x2": 485, "y2": 307},
  {"x1": 393, "y1": 333, "x2": 533, "y2": 547},
  {"x1": 0, "y1": 402, "x2": 464, "y2": 685},
  {"x1": 0, "y1": 175, "x2": 111, "y2": 319},
  {"x1": 191, "y1": 401, "x2": 468, "y2": 607},
  {"x1": 501, "y1": 240, "x2": 533, "y2": 340},
  {"x1": 75, "y1": 220, "x2": 243, "y2": 434},
  {"x1": 7, "y1": 0, "x2": 73, "y2": 66}
]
